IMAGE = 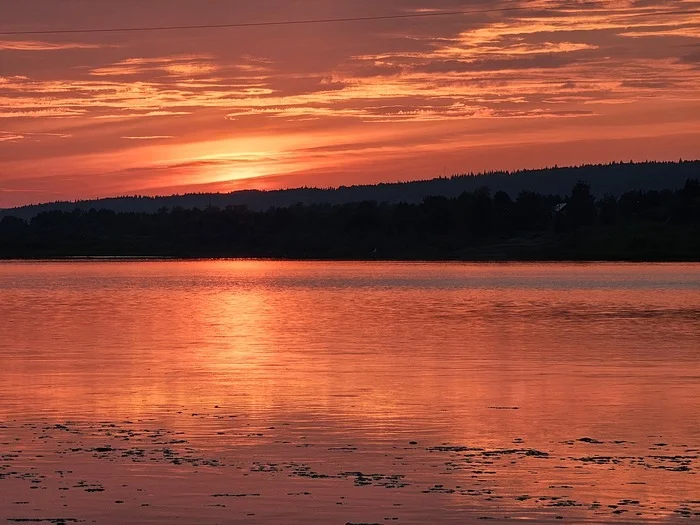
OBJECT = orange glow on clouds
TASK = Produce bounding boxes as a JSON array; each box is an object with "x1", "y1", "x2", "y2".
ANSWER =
[{"x1": 1, "y1": 0, "x2": 700, "y2": 206}]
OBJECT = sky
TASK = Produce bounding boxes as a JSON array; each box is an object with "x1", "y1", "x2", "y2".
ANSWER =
[{"x1": 1, "y1": 0, "x2": 699, "y2": 208}]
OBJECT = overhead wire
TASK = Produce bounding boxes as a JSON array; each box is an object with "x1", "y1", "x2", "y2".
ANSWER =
[
  {"x1": 1, "y1": 6, "x2": 698, "y2": 37},
  {"x1": 0, "y1": 7, "x2": 530, "y2": 36}
]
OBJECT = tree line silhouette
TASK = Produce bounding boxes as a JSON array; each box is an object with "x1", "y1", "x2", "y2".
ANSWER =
[
  {"x1": 2, "y1": 161, "x2": 698, "y2": 221},
  {"x1": 1, "y1": 180, "x2": 699, "y2": 260}
]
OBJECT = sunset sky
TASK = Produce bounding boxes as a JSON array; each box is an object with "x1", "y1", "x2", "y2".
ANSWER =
[{"x1": 1, "y1": 0, "x2": 699, "y2": 208}]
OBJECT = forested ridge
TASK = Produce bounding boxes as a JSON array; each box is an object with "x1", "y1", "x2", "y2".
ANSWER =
[
  {"x1": 2, "y1": 161, "x2": 698, "y2": 221},
  {"x1": 1, "y1": 179, "x2": 699, "y2": 261}
]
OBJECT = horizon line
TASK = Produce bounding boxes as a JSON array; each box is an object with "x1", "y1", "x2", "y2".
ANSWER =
[{"x1": 2, "y1": 158, "x2": 697, "y2": 212}]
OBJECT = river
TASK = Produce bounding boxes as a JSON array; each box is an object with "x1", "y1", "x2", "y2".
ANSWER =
[{"x1": 1, "y1": 261, "x2": 699, "y2": 523}]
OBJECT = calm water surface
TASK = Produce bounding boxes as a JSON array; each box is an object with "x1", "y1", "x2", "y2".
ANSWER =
[{"x1": 1, "y1": 261, "x2": 699, "y2": 524}]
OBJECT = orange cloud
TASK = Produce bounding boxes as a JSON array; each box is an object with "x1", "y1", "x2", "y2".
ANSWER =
[
  {"x1": 121, "y1": 135, "x2": 175, "y2": 140},
  {"x1": 0, "y1": 40, "x2": 108, "y2": 51}
]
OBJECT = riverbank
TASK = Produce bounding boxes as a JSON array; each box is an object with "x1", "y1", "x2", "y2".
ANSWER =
[{"x1": 2, "y1": 226, "x2": 699, "y2": 262}]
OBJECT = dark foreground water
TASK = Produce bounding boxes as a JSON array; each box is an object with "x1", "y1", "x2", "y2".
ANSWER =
[{"x1": 1, "y1": 261, "x2": 699, "y2": 524}]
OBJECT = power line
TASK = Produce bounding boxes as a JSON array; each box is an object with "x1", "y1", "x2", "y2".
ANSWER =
[
  {"x1": 0, "y1": 6, "x2": 689, "y2": 37},
  {"x1": 0, "y1": 6, "x2": 696, "y2": 37},
  {"x1": 0, "y1": 7, "x2": 530, "y2": 36}
]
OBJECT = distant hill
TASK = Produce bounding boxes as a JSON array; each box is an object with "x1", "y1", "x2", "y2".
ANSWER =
[{"x1": 2, "y1": 160, "x2": 698, "y2": 221}]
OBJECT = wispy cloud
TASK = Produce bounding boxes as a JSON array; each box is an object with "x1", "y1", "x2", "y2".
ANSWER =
[
  {"x1": 0, "y1": 131, "x2": 24, "y2": 142},
  {"x1": 90, "y1": 55, "x2": 218, "y2": 77},
  {"x1": 94, "y1": 111, "x2": 192, "y2": 120},
  {"x1": 0, "y1": 108, "x2": 87, "y2": 118},
  {"x1": 121, "y1": 135, "x2": 175, "y2": 140},
  {"x1": 0, "y1": 40, "x2": 108, "y2": 51}
]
